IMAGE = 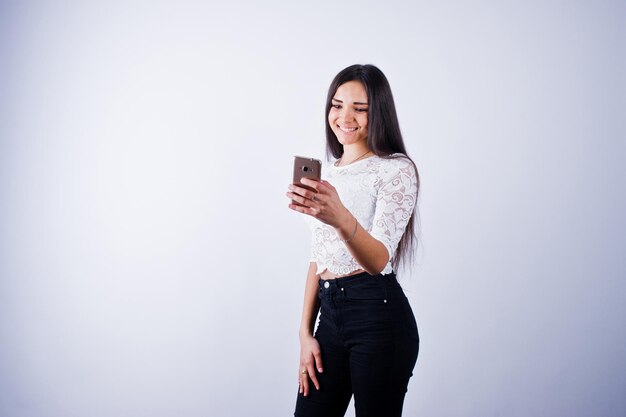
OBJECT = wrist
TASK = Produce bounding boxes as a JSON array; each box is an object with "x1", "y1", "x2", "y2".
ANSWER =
[
  {"x1": 299, "y1": 329, "x2": 313, "y2": 340},
  {"x1": 336, "y1": 210, "x2": 358, "y2": 243},
  {"x1": 335, "y1": 209, "x2": 354, "y2": 237}
]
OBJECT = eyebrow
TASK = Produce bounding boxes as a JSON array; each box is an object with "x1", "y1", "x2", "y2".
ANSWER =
[{"x1": 332, "y1": 98, "x2": 369, "y2": 105}]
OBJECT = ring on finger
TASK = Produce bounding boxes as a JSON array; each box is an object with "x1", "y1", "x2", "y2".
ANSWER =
[{"x1": 301, "y1": 369, "x2": 308, "y2": 374}]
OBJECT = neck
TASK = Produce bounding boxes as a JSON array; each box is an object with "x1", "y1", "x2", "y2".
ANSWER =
[{"x1": 338, "y1": 145, "x2": 372, "y2": 166}]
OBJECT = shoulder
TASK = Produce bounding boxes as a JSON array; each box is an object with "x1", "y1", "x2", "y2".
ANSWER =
[{"x1": 375, "y1": 153, "x2": 417, "y2": 182}]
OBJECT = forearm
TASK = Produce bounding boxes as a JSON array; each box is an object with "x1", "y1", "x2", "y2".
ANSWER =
[
  {"x1": 336, "y1": 211, "x2": 389, "y2": 275},
  {"x1": 299, "y1": 262, "x2": 321, "y2": 339}
]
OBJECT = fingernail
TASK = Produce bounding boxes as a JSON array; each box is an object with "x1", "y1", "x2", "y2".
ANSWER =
[{"x1": 318, "y1": 368, "x2": 323, "y2": 372}]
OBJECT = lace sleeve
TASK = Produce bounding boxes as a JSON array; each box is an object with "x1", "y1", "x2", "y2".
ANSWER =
[{"x1": 369, "y1": 158, "x2": 418, "y2": 260}]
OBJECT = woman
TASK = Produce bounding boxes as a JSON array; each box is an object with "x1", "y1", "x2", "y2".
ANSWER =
[{"x1": 286, "y1": 64, "x2": 420, "y2": 417}]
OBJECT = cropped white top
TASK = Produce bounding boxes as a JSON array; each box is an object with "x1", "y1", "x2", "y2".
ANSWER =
[{"x1": 305, "y1": 153, "x2": 418, "y2": 276}]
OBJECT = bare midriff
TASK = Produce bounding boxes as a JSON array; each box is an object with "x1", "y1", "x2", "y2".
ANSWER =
[{"x1": 319, "y1": 268, "x2": 366, "y2": 281}]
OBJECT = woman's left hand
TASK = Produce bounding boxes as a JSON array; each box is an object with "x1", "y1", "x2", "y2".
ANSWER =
[{"x1": 287, "y1": 178, "x2": 351, "y2": 229}]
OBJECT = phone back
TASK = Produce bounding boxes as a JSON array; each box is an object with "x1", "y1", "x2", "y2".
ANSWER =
[{"x1": 293, "y1": 156, "x2": 321, "y2": 193}]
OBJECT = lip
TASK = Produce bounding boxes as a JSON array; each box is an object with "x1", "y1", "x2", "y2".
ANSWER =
[{"x1": 338, "y1": 125, "x2": 358, "y2": 133}]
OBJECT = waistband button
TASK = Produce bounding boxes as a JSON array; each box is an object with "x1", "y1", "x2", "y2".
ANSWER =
[{"x1": 324, "y1": 281, "x2": 330, "y2": 289}]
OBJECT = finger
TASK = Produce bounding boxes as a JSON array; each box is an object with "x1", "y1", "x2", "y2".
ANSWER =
[
  {"x1": 313, "y1": 351, "x2": 324, "y2": 374},
  {"x1": 286, "y1": 191, "x2": 312, "y2": 208},
  {"x1": 307, "y1": 365, "x2": 320, "y2": 391},
  {"x1": 300, "y1": 177, "x2": 321, "y2": 190},
  {"x1": 309, "y1": 192, "x2": 319, "y2": 203},
  {"x1": 319, "y1": 180, "x2": 335, "y2": 191},
  {"x1": 301, "y1": 372, "x2": 310, "y2": 396},
  {"x1": 290, "y1": 184, "x2": 320, "y2": 201},
  {"x1": 289, "y1": 203, "x2": 321, "y2": 217}
]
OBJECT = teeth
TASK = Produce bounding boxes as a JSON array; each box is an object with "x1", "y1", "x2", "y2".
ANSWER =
[{"x1": 339, "y1": 126, "x2": 358, "y2": 132}]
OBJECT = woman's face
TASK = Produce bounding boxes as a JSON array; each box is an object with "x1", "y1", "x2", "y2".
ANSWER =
[{"x1": 328, "y1": 81, "x2": 369, "y2": 147}]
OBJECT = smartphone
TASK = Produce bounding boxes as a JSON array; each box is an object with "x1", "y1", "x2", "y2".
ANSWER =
[{"x1": 292, "y1": 156, "x2": 322, "y2": 206}]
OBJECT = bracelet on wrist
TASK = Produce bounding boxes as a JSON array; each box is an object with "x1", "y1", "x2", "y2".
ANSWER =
[{"x1": 340, "y1": 216, "x2": 358, "y2": 243}]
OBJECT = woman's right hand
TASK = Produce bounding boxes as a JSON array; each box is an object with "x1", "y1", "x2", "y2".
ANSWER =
[{"x1": 299, "y1": 334, "x2": 324, "y2": 396}]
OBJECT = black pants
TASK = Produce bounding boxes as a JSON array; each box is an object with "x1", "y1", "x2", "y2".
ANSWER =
[{"x1": 294, "y1": 271, "x2": 419, "y2": 417}]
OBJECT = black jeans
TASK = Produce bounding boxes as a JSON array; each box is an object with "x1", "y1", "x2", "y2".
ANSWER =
[{"x1": 294, "y1": 271, "x2": 419, "y2": 417}]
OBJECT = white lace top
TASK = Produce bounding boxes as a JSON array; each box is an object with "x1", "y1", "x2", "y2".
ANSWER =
[{"x1": 305, "y1": 153, "x2": 418, "y2": 276}]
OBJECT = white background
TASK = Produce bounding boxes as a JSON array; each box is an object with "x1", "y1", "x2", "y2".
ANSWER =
[{"x1": 1, "y1": 1, "x2": 624, "y2": 416}]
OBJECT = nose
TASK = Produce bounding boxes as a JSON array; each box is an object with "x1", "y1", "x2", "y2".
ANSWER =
[{"x1": 339, "y1": 107, "x2": 355, "y2": 122}]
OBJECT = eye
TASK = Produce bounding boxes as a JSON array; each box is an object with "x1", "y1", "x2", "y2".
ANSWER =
[
  {"x1": 355, "y1": 108, "x2": 368, "y2": 112},
  {"x1": 331, "y1": 104, "x2": 341, "y2": 109}
]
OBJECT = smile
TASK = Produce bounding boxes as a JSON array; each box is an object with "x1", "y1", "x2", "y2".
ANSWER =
[{"x1": 339, "y1": 126, "x2": 358, "y2": 132}]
